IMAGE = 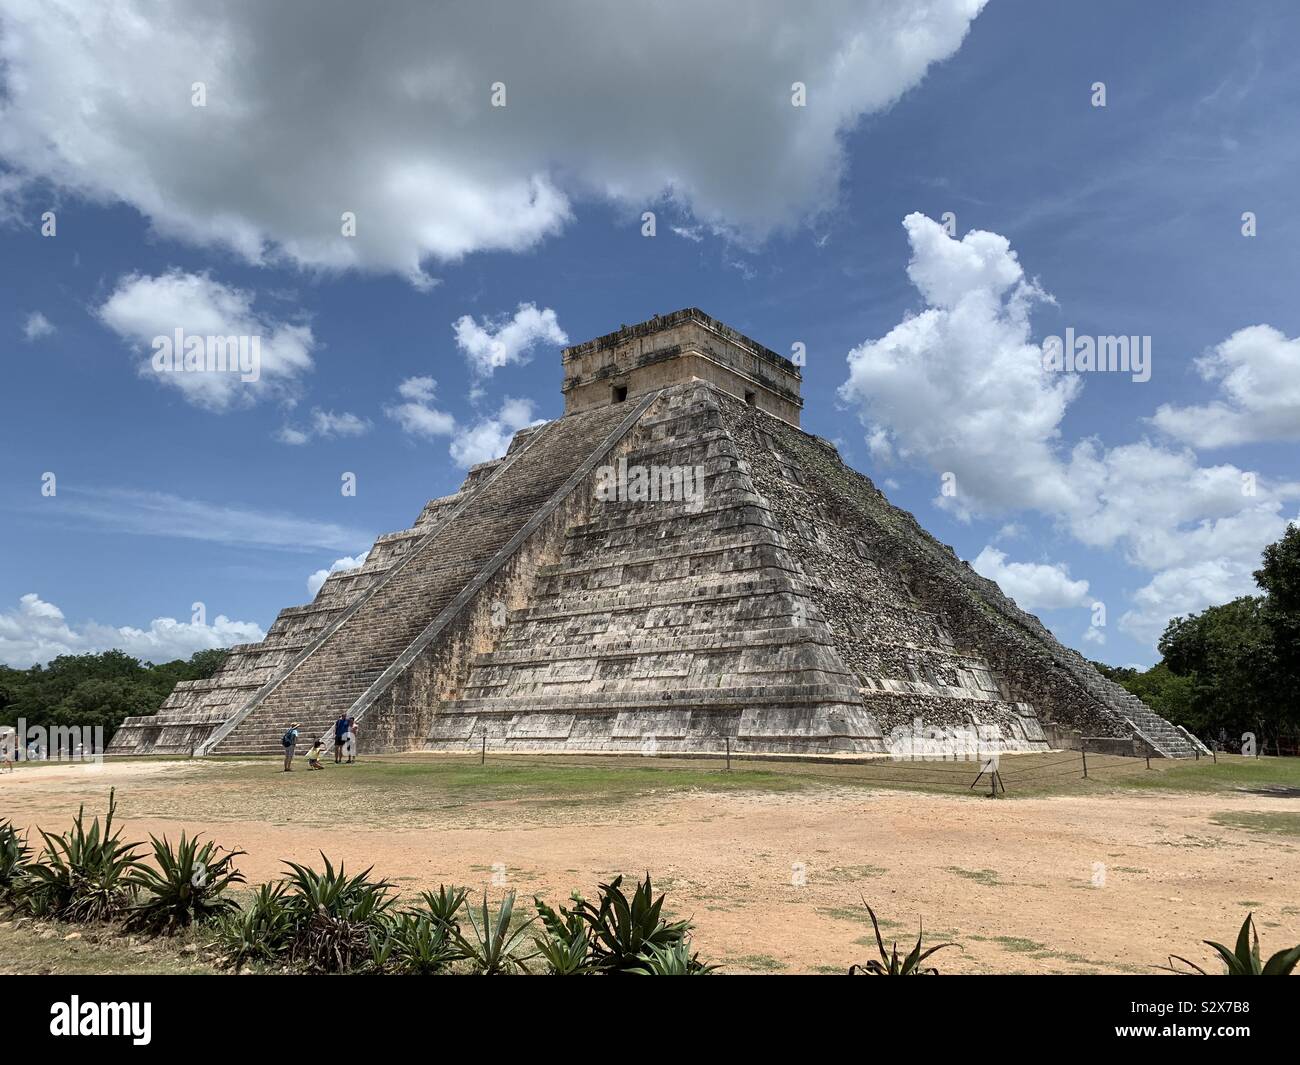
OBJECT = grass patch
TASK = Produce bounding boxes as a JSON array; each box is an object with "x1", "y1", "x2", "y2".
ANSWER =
[
  {"x1": 726, "y1": 953, "x2": 786, "y2": 972},
  {"x1": 945, "y1": 866, "x2": 1006, "y2": 886},
  {"x1": 824, "y1": 864, "x2": 887, "y2": 882},
  {"x1": 1103, "y1": 754, "x2": 1300, "y2": 796},
  {"x1": 989, "y1": 935, "x2": 1047, "y2": 953},
  {"x1": 1210, "y1": 811, "x2": 1300, "y2": 837},
  {"x1": 0, "y1": 918, "x2": 221, "y2": 976}
]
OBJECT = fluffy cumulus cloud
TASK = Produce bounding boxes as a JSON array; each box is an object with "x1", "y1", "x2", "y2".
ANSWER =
[
  {"x1": 450, "y1": 398, "x2": 542, "y2": 468},
  {"x1": 454, "y1": 304, "x2": 567, "y2": 378},
  {"x1": 971, "y1": 546, "x2": 1091, "y2": 611},
  {"x1": 841, "y1": 214, "x2": 1080, "y2": 517},
  {"x1": 1151, "y1": 325, "x2": 1300, "y2": 447},
  {"x1": 97, "y1": 270, "x2": 314, "y2": 411},
  {"x1": 0, "y1": 593, "x2": 263, "y2": 668},
  {"x1": 22, "y1": 310, "x2": 53, "y2": 340},
  {"x1": 385, "y1": 376, "x2": 456, "y2": 439},
  {"x1": 839, "y1": 214, "x2": 1300, "y2": 647},
  {"x1": 0, "y1": 1, "x2": 986, "y2": 283},
  {"x1": 306, "y1": 553, "x2": 368, "y2": 599},
  {"x1": 278, "y1": 408, "x2": 371, "y2": 446}
]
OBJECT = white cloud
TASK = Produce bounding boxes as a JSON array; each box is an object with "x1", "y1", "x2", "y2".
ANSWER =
[
  {"x1": 0, "y1": 592, "x2": 263, "y2": 668},
  {"x1": 278, "y1": 408, "x2": 371, "y2": 445},
  {"x1": 450, "y1": 397, "x2": 542, "y2": 468},
  {"x1": 454, "y1": 304, "x2": 567, "y2": 378},
  {"x1": 1151, "y1": 324, "x2": 1300, "y2": 447},
  {"x1": 0, "y1": 1, "x2": 986, "y2": 282},
  {"x1": 276, "y1": 426, "x2": 310, "y2": 446},
  {"x1": 971, "y1": 546, "x2": 1091, "y2": 611},
  {"x1": 386, "y1": 376, "x2": 456, "y2": 438},
  {"x1": 839, "y1": 213, "x2": 1300, "y2": 647},
  {"x1": 306, "y1": 553, "x2": 368, "y2": 598},
  {"x1": 22, "y1": 310, "x2": 54, "y2": 340},
  {"x1": 841, "y1": 214, "x2": 1079, "y2": 519},
  {"x1": 96, "y1": 269, "x2": 314, "y2": 411},
  {"x1": 54, "y1": 487, "x2": 370, "y2": 553}
]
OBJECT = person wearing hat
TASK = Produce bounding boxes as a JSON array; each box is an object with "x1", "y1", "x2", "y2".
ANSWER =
[{"x1": 281, "y1": 721, "x2": 301, "y2": 772}]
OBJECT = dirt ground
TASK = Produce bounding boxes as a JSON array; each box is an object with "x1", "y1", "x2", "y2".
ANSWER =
[{"x1": 2, "y1": 754, "x2": 1297, "y2": 974}]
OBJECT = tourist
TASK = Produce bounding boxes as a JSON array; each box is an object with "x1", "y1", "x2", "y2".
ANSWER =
[
  {"x1": 306, "y1": 737, "x2": 326, "y2": 770},
  {"x1": 281, "y1": 721, "x2": 300, "y2": 772},
  {"x1": 344, "y1": 716, "x2": 357, "y2": 764},
  {"x1": 334, "y1": 712, "x2": 349, "y2": 764}
]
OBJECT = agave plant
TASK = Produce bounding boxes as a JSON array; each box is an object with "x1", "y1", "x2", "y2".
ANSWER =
[
  {"x1": 126, "y1": 832, "x2": 246, "y2": 934},
  {"x1": 213, "y1": 881, "x2": 294, "y2": 971},
  {"x1": 0, "y1": 818, "x2": 30, "y2": 902},
  {"x1": 281, "y1": 854, "x2": 396, "y2": 974},
  {"x1": 15, "y1": 789, "x2": 142, "y2": 921},
  {"x1": 418, "y1": 884, "x2": 469, "y2": 936},
  {"x1": 848, "y1": 900, "x2": 956, "y2": 976},
  {"x1": 456, "y1": 890, "x2": 537, "y2": 975},
  {"x1": 555, "y1": 874, "x2": 692, "y2": 973},
  {"x1": 627, "y1": 939, "x2": 718, "y2": 975},
  {"x1": 373, "y1": 911, "x2": 465, "y2": 975},
  {"x1": 1164, "y1": 913, "x2": 1300, "y2": 976},
  {"x1": 532, "y1": 922, "x2": 594, "y2": 975}
]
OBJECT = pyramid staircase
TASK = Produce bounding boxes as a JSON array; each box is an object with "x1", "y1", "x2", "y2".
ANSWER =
[{"x1": 194, "y1": 396, "x2": 654, "y2": 756}]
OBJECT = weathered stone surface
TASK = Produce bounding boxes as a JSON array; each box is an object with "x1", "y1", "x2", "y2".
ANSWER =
[{"x1": 108, "y1": 310, "x2": 1200, "y2": 760}]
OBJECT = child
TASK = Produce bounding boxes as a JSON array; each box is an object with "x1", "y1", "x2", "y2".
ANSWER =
[
  {"x1": 306, "y1": 738, "x2": 325, "y2": 770},
  {"x1": 344, "y1": 716, "x2": 357, "y2": 765}
]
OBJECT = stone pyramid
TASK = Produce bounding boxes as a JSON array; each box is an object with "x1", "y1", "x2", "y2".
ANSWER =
[{"x1": 109, "y1": 310, "x2": 1202, "y2": 759}]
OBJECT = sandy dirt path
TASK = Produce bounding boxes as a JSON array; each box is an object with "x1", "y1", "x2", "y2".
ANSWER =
[{"x1": 2, "y1": 758, "x2": 1296, "y2": 973}]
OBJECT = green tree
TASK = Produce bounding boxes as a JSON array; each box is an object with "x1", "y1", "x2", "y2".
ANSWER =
[
  {"x1": 0, "y1": 648, "x2": 230, "y2": 739},
  {"x1": 1158, "y1": 596, "x2": 1278, "y2": 742}
]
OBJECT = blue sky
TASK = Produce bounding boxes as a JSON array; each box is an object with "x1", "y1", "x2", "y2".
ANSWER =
[{"x1": 1, "y1": 0, "x2": 1298, "y2": 669}]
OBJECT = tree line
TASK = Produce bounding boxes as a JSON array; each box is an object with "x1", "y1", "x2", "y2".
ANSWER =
[
  {"x1": 1094, "y1": 525, "x2": 1300, "y2": 754},
  {"x1": 0, "y1": 648, "x2": 229, "y2": 739}
]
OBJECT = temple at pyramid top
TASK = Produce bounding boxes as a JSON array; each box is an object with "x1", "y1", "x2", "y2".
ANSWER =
[{"x1": 561, "y1": 308, "x2": 803, "y2": 427}]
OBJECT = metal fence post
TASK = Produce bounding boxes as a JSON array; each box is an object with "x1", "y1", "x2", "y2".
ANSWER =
[
  {"x1": 1081, "y1": 739, "x2": 1088, "y2": 779},
  {"x1": 725, "y1": 736, "x2": 731, "y2": 772},
  {"x1": 480, "y1": 730, "x2": 486, "y2": 766}
]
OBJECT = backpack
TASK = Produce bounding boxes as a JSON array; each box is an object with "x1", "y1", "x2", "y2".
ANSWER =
[{"x1": 281, "y1": 729, "x2": 295, "y2": 748}]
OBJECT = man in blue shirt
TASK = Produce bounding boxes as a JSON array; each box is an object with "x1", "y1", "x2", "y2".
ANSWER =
[{"x1": 281, "y1": 722, "x2": 300, "y2": 772}]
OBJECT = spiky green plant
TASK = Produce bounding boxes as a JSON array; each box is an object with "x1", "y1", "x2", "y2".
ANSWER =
[
  {"x1": 1164, "y1": 913, "x2": 1300, "y2": 976},
  {"x1": 281, "y1": 854, "x2": 395, "y2": 974},
  {"x1": 848, "y1": 900, "x2": 956, "y2": 975},
  {"x1": 373, "y1": 911, "x2": 464, "y2": 975},
  {"x1": 15, "y1": 789, "x2": 141, "y2": 921},
  {"x1": 627, "y1": 939, "x2": 718, "y2": 975},
  {"x1": 532, "y1": 923, "x2": 594, "y2": 975},
  {"x1": 212, "y1": 881, "x2": 293, "y2": 971},
  {"x1": 126, "y1": 832, "x2": 246, "y2": 934},
  {"x1": 418, "y1": 884, "x2": 469, "y2": 936},
  {"x1": 0, "y1": 818, "x2": 30, "y2": 902},
  {"x1": 456, "y1": 890, "x2": 537, "y2": 975},
  {"x1": 550, "y1": 874, "x2": 691, "y2": 973}
]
